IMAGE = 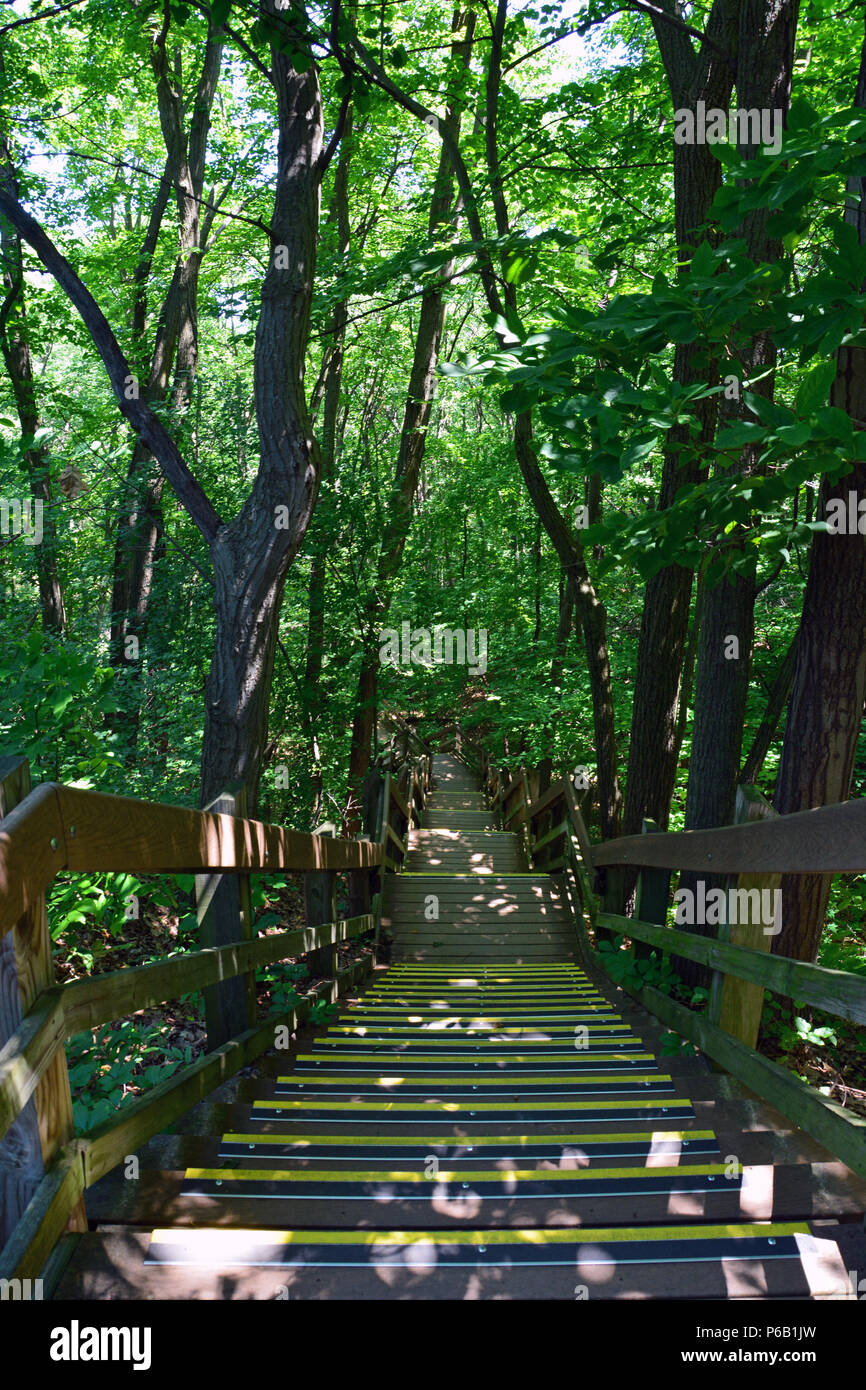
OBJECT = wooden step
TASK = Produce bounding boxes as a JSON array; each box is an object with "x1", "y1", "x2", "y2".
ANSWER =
[
  {"x1": 53, "y1": 1222, "x2": 858, "y2": 1299},
  {"x1": 79, "y1": 1160, "x2": 866, "y2": 1229},
  {"x1": 422, "y1": 812, "x2": 498, "y2": 829}
]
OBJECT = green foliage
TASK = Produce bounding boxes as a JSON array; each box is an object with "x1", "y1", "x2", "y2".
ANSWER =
[
  {"x1": 67, "y1": 1020, "x2": 194, "y2": 1132},
  {"x1": 596, "y1": 933, "x2": 679, "y2": 996},
  {"x1": 762, "y1": 996, "x2": 839, "y2": 1054}
]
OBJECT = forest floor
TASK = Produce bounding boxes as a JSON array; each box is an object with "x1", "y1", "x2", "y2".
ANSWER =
[{"x1": 55, "y1": 876, "x2": 375, "y2": 1131}]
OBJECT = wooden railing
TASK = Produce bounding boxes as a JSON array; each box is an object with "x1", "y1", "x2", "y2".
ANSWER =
[
  {"x1": 369, "y1": 749, "x2": 432, "y2": 943},
  {"x1": 506, "y1": 768, "x2": 866, "y2": 1182},
  {"x1": 462, "y1": 734, "x2": 866, "y2": 1184},
  {"x1": 0, "y1": 743, "x2": 429, "y2": 1286}
]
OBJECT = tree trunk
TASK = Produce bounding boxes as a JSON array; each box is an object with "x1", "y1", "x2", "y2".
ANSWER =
[
  {"x1": 344, "y1": 9, "x2": 475, "y2": 825},
  {"x1": 623, "y1": 0, "x2": 739, "y2": 842},
  {"x1": 200, "y1": 26, "x2": 323, "y2": 808},
  {"x1": 772, "y1": 17, "x2": 866, "y2": 962},
  {"x1": 110, "y1": 31, "x2": 223, "y2": 757},
  {"x1": 0, "y1": 126, "x2": 66, "y2": 636},
  {"x1": 676, "y1": 0, "x2": 798, "y2": 985},
  {"x1": 739, "y1": 633, "x2": 798, "y2": 784},
  {"x1": 301, "y1": 108, "x2": 354, "y2": 824}
]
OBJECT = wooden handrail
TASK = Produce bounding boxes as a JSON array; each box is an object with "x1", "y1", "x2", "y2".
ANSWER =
[
  {"x1": 0, "y1": 913, "x2": 373, "y2": 1150},
  {"x1": 527, "y1": 777, "x2": 570, "y2": 822},
  {"x1": 599, "y1": 911, "x2": 866, "y2": 1026},
  {"x1": 468, "y1": 735, "x2": 866, "y2": 1189},
  {"x1": 388, "y1": 780, "x2": 411, "y2": 825},
  {"x1": 0, "y1": 955, "x2": 373, "y2": 1282},
  {"x1": 0, "y1": 740, "x2": 433, "y2": 1280},
  {"x1": 592, "y1": 797, "x2": 866, "y2": 874},
  {"x1": 0, "y1": 782, "x2": 382, "y2": 942}
]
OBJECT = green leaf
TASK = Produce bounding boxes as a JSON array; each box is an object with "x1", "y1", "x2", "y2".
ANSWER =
[{"x1": 795, "y1": 359, "x2": 836, "y2": 416}]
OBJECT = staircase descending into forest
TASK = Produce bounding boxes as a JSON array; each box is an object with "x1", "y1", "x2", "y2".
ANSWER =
[
  {"x1": 382, "y1": 755, "x2": 574, "y2": 961},
  {"x1": 50, "y1": 755, "x2": 866, "y2": 1300}
]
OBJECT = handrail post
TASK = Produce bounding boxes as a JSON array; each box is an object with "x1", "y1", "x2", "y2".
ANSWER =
[
  {"x1": 633, "y1": 818, "x2": 670, "y2": 961},
  {"x1": 710, "y1": 785, "x2": 780, "y2": 1047},
  {"x1": 196, "y1": 783, "x2": 256, "y2": 1051},
  {"x1": 0, "y1": 756, "x2": 86, "y2": 1245},
  {"x1": 304, "y1": 825, "x2": 339, "y2": 979}
]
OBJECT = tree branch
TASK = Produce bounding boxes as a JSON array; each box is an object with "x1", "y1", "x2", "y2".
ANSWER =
[{"x1": 0, "y1": 187, "x2": 222, "y2": 542}]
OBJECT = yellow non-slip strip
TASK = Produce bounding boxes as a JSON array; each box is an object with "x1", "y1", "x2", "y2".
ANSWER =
[
  {"x1": 366, "y1": 987, "x2": 602, "y2": 995},
  {"x1": 385, "y1": 968, "x2": 587, "y2": 974},
  {"x1": 253, "y1": 1097, "x2": 687, "y2": 1113},
  {"x1": 366, "y1": 989, "x2": 603, "y2": 1000},
  {"x1": 366, "y1": 994, "x2": 606, "y2": 1003},
  {"x1": 344, "y1": 1006, "x2": 619, "y2": 1015},
  {"x1": 297, "y1": 1053, "x2": 655, "y2": 1065},
  {"x1": 185, "y1": 1162, "x2": 729, "y2": 1185},
  {"x1": 277, "y1": 1072, "x2": 666, "y2": 1087},
  {"x1": 317, "y1": 1033, "x2": 637, "y2": 1043},
  {"x1": 324, "y1": 1025, "x2": 632, "y2": 1036},
  {"x1": 151, "y1": 1221, "x2": 809, "y2": 1249},
  {"x1": 388, "y1": 968, "x2": 586, "y2": 975},
  {"x1": 223, "y1": 1130, "x2": 716, "y2": 1148},
  {"x1": 369, "y1": 987, "x2": 600, "y2": 995}
]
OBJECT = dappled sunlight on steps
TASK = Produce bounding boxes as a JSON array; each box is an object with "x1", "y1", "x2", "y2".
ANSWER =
[{"x1": 52, "y1": 760, "x2": 866, "y2": 1299}]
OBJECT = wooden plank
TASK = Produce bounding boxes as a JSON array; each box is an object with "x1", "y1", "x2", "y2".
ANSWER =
[
  {"x1": 531, "y1": 818, "x2": 570, "y2": 859},
  {"x1": 0, "y1": 1151, "x2": 84, "y2": 1282},
  {"x1": 716, "y1": 786, "x2": 779, "y2": 1048},
  {"x1": 597, "y1": 912, "x2": 866, "y2": 1026},
  {"x1": 603, "y1": 962, "x2": 866, "y2": 1181},
  {"x1": 592, "y1": 796, "x2": 866, "y2": 874},
  {"x1": 304, "y1": 826, "x2": 338, "y2": 980},
  {"x1": 633, "y1": 819, "x2": 670, "y2": 962},
  {"x1": 500, "y1": 777, "x2": 525, "y2": 811},
  {"x1": 196, "y1": 785, "x2": 255, "y2": 1050},
  {"x1": 61, "y1": 917, "x2": 373, "y2": 1036},
  {"x1": 0, "y1": 782, "x2": 66, "y2": 940},
  {"x1": 53, "y1": 784, "x2": 383, "y2": 876},
  {"x1": 347, "y1": 842, "x2": 373, "y2": 920},
  {"x1": 0, "y1": 988, "x2": 64, "y2": 1147},
  {"x1": 0, "y1": 759, "x2": 85, "y2": 1246},
  {"x1": 78, "y1": 960, "x2": 372, "y2": 1190},
  {"x1": 389, "y1": 781, "x2": 411, "y2": 825},
  {"x1": 559, "y1": 781, "x2": 602, "y2": 947},
  {"x1": 527, "y1": 777, "x2": 569, "y2": 823},
  {"x1": 385, "y1": 823, "x2": 405, "y2": 857},
  {"x1": 377, "y1": 772, "x2": 392, "y2": 845}
]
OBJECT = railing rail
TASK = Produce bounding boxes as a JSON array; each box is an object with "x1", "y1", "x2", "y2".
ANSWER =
[
  {"x1": 488, "y1": 756, "x2": 866, "y2": 1185},
  {"x1": 0, "y1": 741, "x2": 429, "y2": 1285}
]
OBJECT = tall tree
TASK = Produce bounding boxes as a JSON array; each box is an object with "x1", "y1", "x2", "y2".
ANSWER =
[
  {"x1": 0, "y1": 1, "x2": 334, "y2": 810},
  {"x1": 772, "y1": 15, "x2": 866, "y2": 963},
  {"x1": 0, "y1": 51, "x2": 65, "y2": 636},
  {"x1": 343, "y1": 7, "x2": 475, "y2": 827},
  {"x1": 109, "y1": 21, "x2": 224, "y2": 758},
  {"x1": 683, "y1": 0, "x2": 800, "y2": 849},
  {"x1": 622, "y1": 0, "x2": 739, "y2": 846}
]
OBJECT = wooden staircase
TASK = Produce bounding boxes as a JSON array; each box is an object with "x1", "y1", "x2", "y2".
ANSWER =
[
  {"x1": 382, "y1": 754, "x2": 574, "y2": 961},
  {"x1": 52, "y1": 755, "x2": 866, "y2": 1300}
]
